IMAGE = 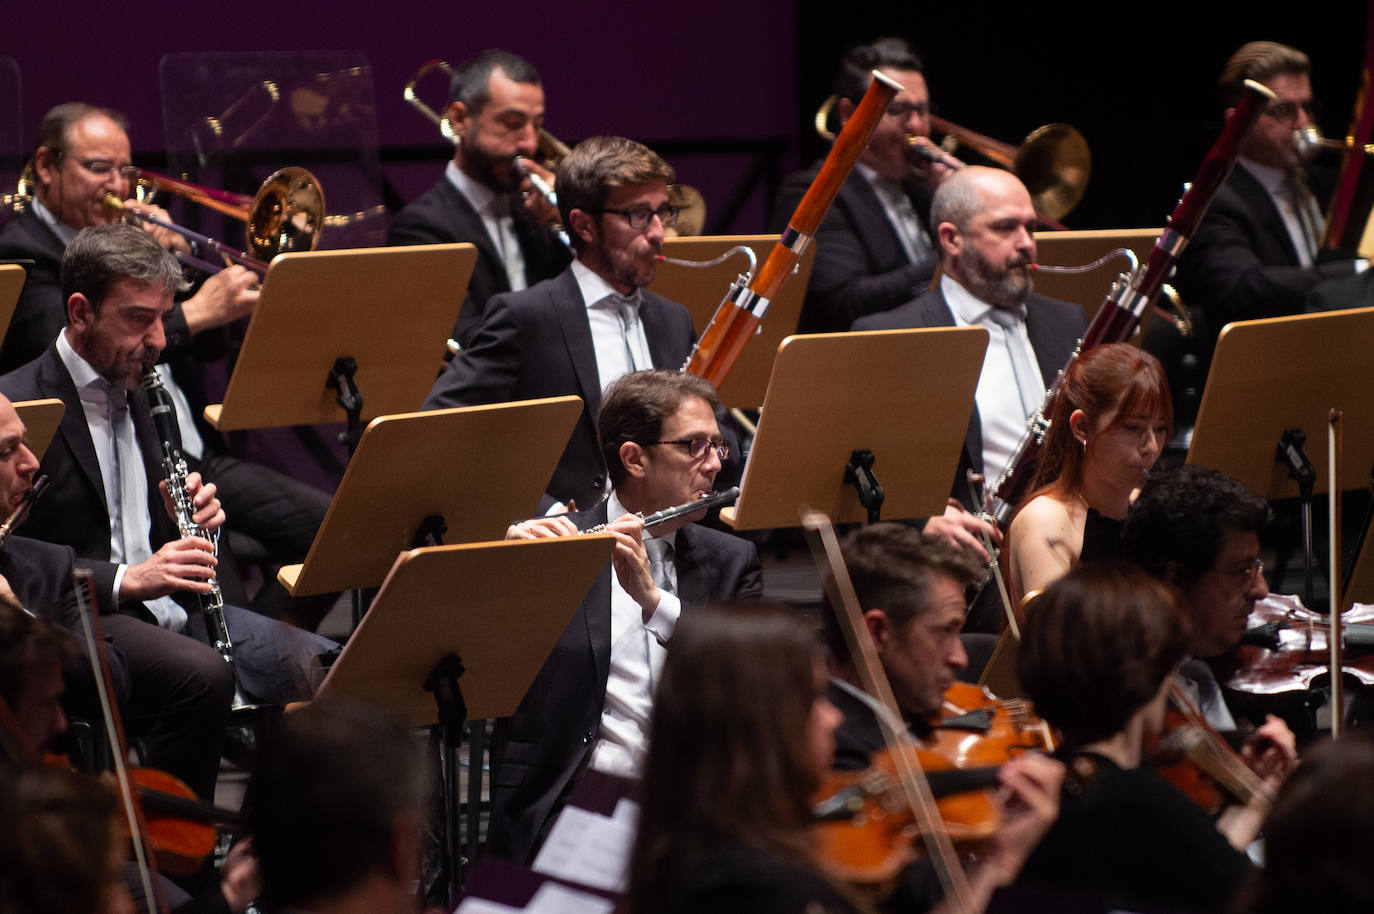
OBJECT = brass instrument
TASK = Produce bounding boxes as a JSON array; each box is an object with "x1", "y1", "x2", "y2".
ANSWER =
[
  {"x1": 106, "y1": 166, "x2": 325, "y2": 273},
  {"x1": 403, "y1": 59, "x2": 706, "y2": 235},
  {"x1": 142, "y1": 367, "x2": 256, "y2": 712},
  {"x1": 3, "y1": 160, "x2": 36, "y2": 213},
  {"x1": 1296, "y1": 126, "x2": 1374, "y2": 157},
  {"x1": 813, "y1": 94, "x2": 1091, "y2": 222}
]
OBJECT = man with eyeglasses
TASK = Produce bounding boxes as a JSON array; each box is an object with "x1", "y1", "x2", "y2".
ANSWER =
[
  {"x1": 388, "y1": 49, "x2": 571, "y2": 349},
  {"x1": 1123, "y1": 465, "x2": 1297, "y2": 775},
  {"x1": 769, "y1": 37, "x2": 953, "y2": 333},
  {"x1": 494, "y1": 369, "x2": 761, "y2": 863},
  {"x1": 424, "y1": 135, "x2": 696, "y2": 513},
  {"x1": 1175, "y1": 42, "x2": 1365, "y2": 341}
]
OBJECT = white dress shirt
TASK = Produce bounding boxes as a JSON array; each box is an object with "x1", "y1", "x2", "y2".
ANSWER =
[
  {"x1": 574, "y1": 259, "x2": 653, "y2": 394},
  {"x1": 942, "y1": 275, "x2": 1041, "y2": 480},
  {"x1": 1237, "y1": 157, "x2": 1324, "y2": 268},
  {"x1": 587, "y1": 490, "x2": 682, "y2": 778},
  {"x1": 447, "y1": 161, "x2": 527, "y2": 292}
]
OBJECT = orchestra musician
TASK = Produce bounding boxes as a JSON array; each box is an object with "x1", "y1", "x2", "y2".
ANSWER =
[
  {"x1": 0, "y1": 225, "x2": 335, "y2": 773},
  {"x1": 1004, "y1": 343, "x2": 1172, "y2": 607},
  {"x1": 422, "y1": 136, "x2": 696, "y2": 512},
  {"x1": 625, "y1": 601, "x2": 1059, "y2": 914},
  {"x1": 387, "y1": 49, "x2": 571, "y2": 348},
  {"x1": 493, "y1": 369, "x2": 762, "y2": 864},
  {"x1": 853, "y1": 166, "x2": 1087, "y2": 631},
  {"x1": 1122, "y1": 464, "x2": 1298, "y2": 772},
  {"x1": 769, "y1": 37, "x2": 950, "y2": 333},
  {"x1": 0, "y1": 102, "x2": 336, "y2": 632},
  {"x1": 1173, "y1": 41, "x2": 1366, "y2": 339},
  {"x1": 1015, "y1": 563, "x2": 1260, "y2": 911}
]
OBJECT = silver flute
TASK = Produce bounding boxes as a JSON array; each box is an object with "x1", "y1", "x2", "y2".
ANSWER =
[
  {"x1": 582, "y1": 486, "x2": 742, "y2": 537},
  {"x1": 142, "y1": 367, "x2": 255, "y2": 711}
]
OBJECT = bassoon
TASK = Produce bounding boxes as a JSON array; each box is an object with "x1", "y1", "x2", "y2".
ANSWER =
[{"x1": 983, "y1": 79, "x2": 1276, "y2": 525}]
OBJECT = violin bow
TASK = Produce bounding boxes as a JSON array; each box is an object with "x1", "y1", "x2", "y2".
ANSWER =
[
  {"x1": 801, "y1": 507, "x2": 977, "y2": 914},
  {"x1": 1330, "y1": 409, "x2": 1345, "y2": 738},
  {"x1": 71, "y1": 568, "x2": 171, "y2": 914}
]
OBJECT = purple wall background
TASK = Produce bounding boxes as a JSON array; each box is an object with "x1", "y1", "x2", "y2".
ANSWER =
[{"x1": 2, "y1": 0, "x2": 799, "y2": 234}]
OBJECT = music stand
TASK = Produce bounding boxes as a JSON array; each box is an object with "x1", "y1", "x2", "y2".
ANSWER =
[
  {"x1": 721, "y1": 328, "x2": 987, "y2": 530},
  {"x1": 14, "y1": 398, "x2": 63, "y2": 460},
  {"x1": 314, "y1": 534, "x2": 614, "y2": 905},
  {"x1": 277, "y1": 396, "x2": 584, "y2": 598},
  {"x1": 1187, "y1": 307, "x2": 1374, "y2": 607},
  {"x1": 0, "y1": 263, "x2": 25, "y2": 343},
  {"x1": 650, "y1": 234, "x2": 815, "y2": 410},
  {"x1": 203, "y1": 243, "x2": 478, "y2": 451},
  {"x1": 1031, "y1": 228, "x2": 1159, "y2": 326}
]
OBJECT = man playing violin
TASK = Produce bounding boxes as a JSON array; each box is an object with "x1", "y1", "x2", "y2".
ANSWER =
[
  {"x1": 1174, "y1": 42, "x2": 1365, "y2": 338},
  {"x1": 770, "y1": 37, "x2": 951, "y2": 334},
  {"x1": 0, "y1": 102, "x2": 337, "y2": 632},
  {"x1": 388, "y1": 49, "x2": 571, "y2": 348},
  {"x1": 495, "y1": 369, "x2": 762, "y2": 864},
  {"x1": 1122, "y1": 464, "x2": 1298, "y2": 780}
]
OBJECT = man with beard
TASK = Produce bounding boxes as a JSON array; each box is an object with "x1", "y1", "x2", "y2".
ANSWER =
[
  {"x1": 853, "y1": 167, "x2": 1086, "y2": 631},
  {"x1": 388, "y1": 49, "x2": 571, "y2": 348},
  {"x1": 423, "y1": 136, "x2": 696, "y2": 512}
]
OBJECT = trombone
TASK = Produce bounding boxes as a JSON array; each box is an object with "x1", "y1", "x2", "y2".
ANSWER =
[
  {"x1": 813, "y1": 95, "x2": 1091, "y2": 222},
  {"x1": 107, "y1": 166, "x2": 325, "y2": 274},
  {"x1": 1296, "y1": 126, "x2": 1374, "y2": 158}
]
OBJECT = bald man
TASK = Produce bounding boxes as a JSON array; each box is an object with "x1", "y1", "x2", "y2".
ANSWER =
[{"x1": 854, "y1": 167, "x2": 1087, "y2": 631}]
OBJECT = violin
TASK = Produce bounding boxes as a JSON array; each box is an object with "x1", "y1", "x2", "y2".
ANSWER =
[
  {"x1": 811, "y1": 682, "x2": 1055, "y2": 886},
  {"x1": 1149, "y1": 678, "x2": 1273, "y2": 816}
]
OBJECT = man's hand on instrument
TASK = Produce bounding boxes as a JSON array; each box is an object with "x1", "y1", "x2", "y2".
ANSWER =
[
  {"x1": 517, "y1": 159, "x2": 562, "y2": 228},
  {"x1": 924, "y1": 500, "x2": 1000, "y2": 563},
  {"x1": 181, "y1": 265, "x2": 259, "y2": 334},
  {"x1": 122, "y1": 199, "x2": 192, "y2": 254},
  {"x1": 907, "y1": 136, "x2": 960, "y2": 189},
  {"x1": 504, "y1": 515, "x2": 579, "y2": 540},
  {"x1": 158, "y1": 472, "x2": 225, "y2": 533},
  {"x1": 605, "y1": 514, "x2": 661, "y2": 620},
  {"x1": 121, "y1": 536, "x2": 218, "y2": 600},
  {"x1": 1244, "y1": 714, "x2": 1298, "y2": 786}
]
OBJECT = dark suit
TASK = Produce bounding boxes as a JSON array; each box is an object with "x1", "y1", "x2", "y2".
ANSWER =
[
  {"x1": 1174, "y1": 163, "x2": 1356, "y2": 337},
  {"x1": 423, "y1": 267, "x2": 696, "y2": 510},
  {"x1": 0, "y1": 207, "x2": 334, "y2": 628},
  {"x1": 486, "y1": 502, "x2": 763, "y2": 863},
  {"x1": 769, "y1": 163, "x2": 936, "y2": 333},
  {"x1": 388, "y1": 176, "x2": 572, "y2": 348},
  {"x1": 0, "y1": 346, "x2": 334, "y2": 709}
]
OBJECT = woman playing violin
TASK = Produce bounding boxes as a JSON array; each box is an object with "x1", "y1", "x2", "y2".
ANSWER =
[
  {"x1": 1015, "y1": 563, "x2": 1258, "y2": 912},
  {"x1": 1005, "y1": 343, "x2": 1172, "y2": 609}
]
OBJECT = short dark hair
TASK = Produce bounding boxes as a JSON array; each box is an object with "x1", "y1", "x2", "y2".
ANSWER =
[
  {"x1": 1218, "y1": 41, "x2": 1310, "y2": 107},
  {"x1": 556, "y1": 136, "x2": 675, "y2": 252},
  {"x1": 61, "y1": 223, "x2": 187, "y2": 315},
  {"x1": 247, "y1": 699, "x2": 427, "y2": 909},
  {"x1": 1018, "y1": 562, "x2": 1188, "y2": 745},
  {"x1": 597, "y1": 369, "x2": 720, "y2": 489},
  {"x1": 448, "y1": 49, "x2": 541, "y2": 110},
  {"x1": 0, "y1": 603, "x2": 79, "y2": 713},
  {"x1": 822, "y1": 523, "x2": 982, "y2": 663},
  {"x1": 1122, "y1": 465, "x2": 1270, "y2": 587},
  {"x1": 833, "y1": 37, "x2": 924, "y2": 103},
  {"x1": 8, "y1": 766, "x2": 121, "y2": 914},
  {"x1": 34, "y1": 102, "x2": 128, "y2": 158}
]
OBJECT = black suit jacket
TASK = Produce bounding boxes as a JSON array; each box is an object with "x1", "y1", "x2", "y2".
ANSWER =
[
  {"x1": 769, "y1": 162, "x2": 936, "y2": 333},
  {"x1": 387, "y1": 177, "x2": 572, "y2": 347},
  {"x1": 422, "y1": 266, "x2": 696, "y2": 510},
  {"x1": 0, "y1": 345, "x2": 176, "y2": 616},
  {"x1": 486, "y1": 501, "x2": 763, "y2": 863},
  {"x1": 852, "y1": 285, "x2": 1087, "y2": 511},
  {"x1": 1174, "y1": 163, "x2": 1356, "y2": 335}
]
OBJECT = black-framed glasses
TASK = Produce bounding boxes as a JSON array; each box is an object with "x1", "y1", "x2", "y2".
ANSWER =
[
  {"x1": 59, "y1": 154, "x2": 138, "y2": 181},
  {"x1": 1213, "y1": 557, "x2": 1265, "y2": 586},
  {"x1": 649, "y1": 437, "x2": 729, "y2": 461},
  {"x1": 885, "y1": 100, "x2": 930, "y2": 119},
  {"x1": 1262, "y1": 100, "x2": 1315, "y2": 124},
  {"x1": 598, "y1": 204, "x2": 680, "y2": 230}
]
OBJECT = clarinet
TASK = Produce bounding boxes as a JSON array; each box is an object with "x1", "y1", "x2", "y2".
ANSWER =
[
  {"x1": 982, "y1": 79, "x2": 1277, "y2": 525},
  {"x1": 142, "y1": 367, "x2": 256, "y2": 711}
]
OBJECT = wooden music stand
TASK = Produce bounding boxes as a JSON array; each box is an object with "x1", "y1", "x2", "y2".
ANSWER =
[
  {"x1": 1032, "y1": 228, "x2": 1159, "y2": 326},
  {"x1": 277, "y1": 396, "x2": 584, "y2": 597},
  {"x1": 314, "y1": 534, "x2": 613, "y2": 905},
  {"x1": 1187, "y1": 308, "x2": 1374, "y2": 499},
  {"x1": 650, "y1": 234, "x2": 815, "y2": 409},
  {"x1": 14, "y1": 398, "x2": 63, "y2": 460},
  {"x1": 203, "y1": 243, "x2": 477, "y2": 439},
  {"x1": 0, "y1": 263, "x2": 23, "y2": 344},
  {"x1": 722, "y1": 327, "x2": 987, "y2": 530}
]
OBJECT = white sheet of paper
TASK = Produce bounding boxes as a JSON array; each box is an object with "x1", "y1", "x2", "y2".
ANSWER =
[
  {"x1": 531, "y1": 806, "x2": 635, "y2": 892},
  {"x1": 526, "y1": 882, "x2": 614, "y2": 914}
]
